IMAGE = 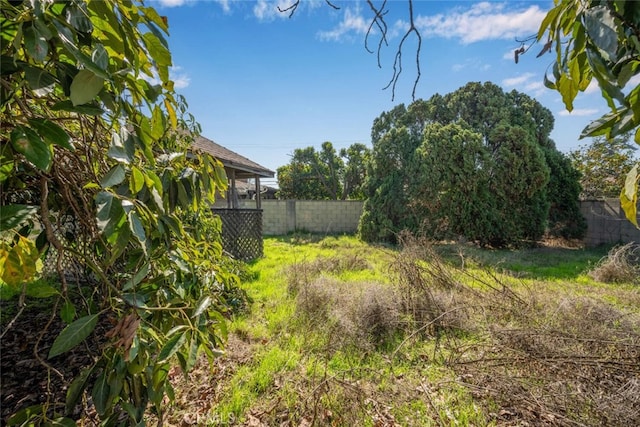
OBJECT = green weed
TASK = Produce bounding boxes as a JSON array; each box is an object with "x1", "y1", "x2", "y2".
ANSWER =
[{"x1": 176, "y1": 234, "x2": 640, "y2": 426}]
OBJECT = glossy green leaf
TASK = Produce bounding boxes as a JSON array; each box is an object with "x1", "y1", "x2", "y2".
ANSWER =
[
  {"x1": 60, "y1": 300, "x2": 76, "y2": 324},
  {"x1": 122, "y1": 293, "x2": 147, "y2": 308},
  {"x1": 150, "y1": 105, "x2": 166, "y2": 140},
  {"x1": 0, "y1": 204, "x2": 37, "y2": 231},
  {"x1": 92, "y1": 44, "x2": 109, "y2": 71},
  {"x1": 123, "y1": 263, "x2": 149, "y2": 291},
  {"x1": 48, "y1": 314, "x2": 100, "y2": 358},
  {"x1": 100, "y1": 164, "x2": 126, "y2": 188},
  {"x1": 23, "y1": 23, "x2": 48, "y2": 62},
  {"x1": 28, "y1": 118, "x2": 74, "y2": 151},
  {"x1": 107, "y1": 133, "x2": 133, "y2": 164},
  {"x1": 0, "y1": 56, "x2": 21, "y2": 76},
  {"x1": 6, "y1": 404, "x2": 44, "y2": 426},
  {"x1": 131, "y1": 166, "x2": 145, "y2": 193},
  {"x1": 10, "y1": 125, "x2": 52, "y2": 171},
  {"x1": 192, "y1": 295, "x2": 212, "y2": 318},
  {"x1": 620, "y1": 163, "x2": 639, "y2": 228},
  {"x1": 128, "y1": 210, "x2": 147, "y2": 254},
  {"x1": 51, "y1": 20, "x2": 109, "y2": 79},
  {"x1": 158, "y1": 331, "x2": 187, "y2": 362},
  {"x1": 584, "y1": 6, "x2": 618, "y2": 62},
  {"x1": 95, "y1": 191, "x2": 126, "y2": 237},
  {"x1": 142, "y1": 32, "x2": 171, "y2": 68},
  {"x1": 92, "y1": 370, "x2": 110, "y2": 416},
  {"x1": 185, "y1": 332, "x2": 199, "y2": 372},
  {"x1": 66, "y1": 2, "x2": 93, "y2": 33},
  {"x1": 70, "y1": 70, "x2": 104, "y2": 106},
  {"x1": 26, "y1": 283, "x2": 59, "y2": 298},
  {"x1": 581, "y1": 111, "x2": 620, "y2": 138},
  {"x1": 33, "y1": 19, "x2": 52, "y2": 40},
  {"x1": 65, "y1": 364, "x2": 95, "y2": 414},
  {"x1": 617, "y1": 60, "x2": 639, "y2": 88},
  {"x1": 24, "y1": 66, "x2": 56, "y2": 96}
]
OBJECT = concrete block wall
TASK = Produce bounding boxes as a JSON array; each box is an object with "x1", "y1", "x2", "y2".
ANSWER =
[
  {"x1": 580, "y1": 198, "x2": 640, "y2": 246},
  {"x1": 254, "y1": 198, "x2": 640, "y2": 245},
  {"x1": 262, "y1": 200, "x2": 364, "y2": 235}
]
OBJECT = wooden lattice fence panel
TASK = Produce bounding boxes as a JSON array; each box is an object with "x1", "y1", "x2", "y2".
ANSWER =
[{"x1": 213, "y1": 209, "x2": 263, "y2": 261}]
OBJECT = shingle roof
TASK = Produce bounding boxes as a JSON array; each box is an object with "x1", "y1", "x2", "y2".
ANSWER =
[{"x1": 191, "y1": 135, "x2": 274, "y2": 179}]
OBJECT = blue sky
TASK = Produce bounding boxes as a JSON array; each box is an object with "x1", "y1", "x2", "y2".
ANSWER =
[{"x1": 149, "y1": 0, "x2": 634, "y2": 185}]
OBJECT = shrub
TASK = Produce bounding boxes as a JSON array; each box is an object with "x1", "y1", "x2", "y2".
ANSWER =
[{"x1": 588, "y1": 243, "x2": 640, "y2": 284}]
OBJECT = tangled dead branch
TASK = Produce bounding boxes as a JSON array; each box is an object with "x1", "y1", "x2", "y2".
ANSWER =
[{"x1": 588, "y1": 242, "x2": 640, "y2": 284}]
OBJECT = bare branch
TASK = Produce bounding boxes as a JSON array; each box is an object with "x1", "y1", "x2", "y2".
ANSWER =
[
  {"x1": 325, "y1": 0, "x2": 340, "y2": 11},
  {"x1": 365, "y1": 0, "x2": 389, "y2": 66},
  {"x1": 383, "y1": 0, "x2": 421, "y2": 101},
  {"x1": 284, "y1": 0, "x2": 423, "y2": 101},
  {"x1": 279, "y1": 0, "x2": 339, "y2": 18},
  {"x1": 278, "y1": 0, "x2": 300, "y2": 18}
]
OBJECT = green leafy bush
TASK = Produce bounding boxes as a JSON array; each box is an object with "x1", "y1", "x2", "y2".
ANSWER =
[{"x1": 0, "y1": 1, "x2": 240, "y2": 424}]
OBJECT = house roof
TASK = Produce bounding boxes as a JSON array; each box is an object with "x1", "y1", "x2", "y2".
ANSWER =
[{"x1": 192, "y1": 135, "x2": 275, "y2": 179}]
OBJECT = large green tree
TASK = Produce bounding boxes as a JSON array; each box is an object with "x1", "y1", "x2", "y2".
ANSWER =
[
  {"x1": 359, "y1": 82, "x2": 585, "y2": 246},
  {"x1": 358, "y1": 103, "x2": 425, "y2": 242},
  {"x1": 284, "y1": 0, "x2": 639, "y2": 225},
  {"x1": 1, "y1": 0, "x2": 236, "y2": 424},
  {"x1": 277, "y1": 141, "x2": 369, "y2": 200},
  {"x1": 570, "y1": 134, "x2": 638, "y2": 198}
]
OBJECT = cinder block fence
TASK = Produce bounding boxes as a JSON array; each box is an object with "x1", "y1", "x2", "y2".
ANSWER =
[
  {"x1": 580, "y1": 198, "x2": 640, "y2": 246},
  {"x1": 233, "y1": 198, "x2": 639, "y2": 246},
  {"x1": 261, "y1": 200, "x2": 365, "y2": 235}
]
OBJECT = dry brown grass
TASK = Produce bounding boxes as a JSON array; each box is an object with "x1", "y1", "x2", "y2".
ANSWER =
[
  {"x1": 202, "y1": 235, "x2": 640, "y2": 426},
  {"x1": 389, "y1": 234, "x2": 640, "y2": 426},
  {"x1": 294, "y1": 276, "x2": 401, "y2": 352},
  {"x1": 588, "y1": 242, "x2": 640, "y2": 284},
  {"x1": 285, "y1": 254, "x2": 371, "y2": 295}
]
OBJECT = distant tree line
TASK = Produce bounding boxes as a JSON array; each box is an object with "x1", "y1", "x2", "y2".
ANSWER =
[
  {"x1": 570, "y1": 134, "x2": 638, "y2": 199},
  {"x1": 276, "y1": 141, "x2": 370, "y2": 200},
  {"x1": 279, "y1": 82, "x2": 588, "y2": 247}
]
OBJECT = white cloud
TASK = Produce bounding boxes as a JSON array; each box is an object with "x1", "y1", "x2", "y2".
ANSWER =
[
  {"x1": 452, "y1": 58, "x2": 490, "y2": 72},
  {"x1": 317, "y1": 7, "x2": 370, "y2": 41},
  {"x1": 502, "y1": 72, "x2": 535, "y2": 87},
  {"x1": 253, "y1": 0, "x2": 297, "y2": 21},
  {"x1": 502, "y1": 72, "x2": 545, "y2": 97},
  {"x1": 558, "y1": 108, "x2": 599, "y2": 117},
  {"x1": 171, "y1": 66, "x2": 191, "y2": 89},
  {"x1": 413, "y1": 2, "x2": 546, "y2": 44},
  {"x1": 155, "y1": 0, "x2": 190, "y2": 8},
  {"x1": 216, "y1": 0, "x2": 232, "y2": 13}
]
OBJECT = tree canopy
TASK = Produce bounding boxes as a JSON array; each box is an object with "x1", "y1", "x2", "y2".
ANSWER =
[
  {"x1": 570, "y1": 134, "x2": 638, "y2": 198},
  {"x1": 277, "y1": 141, "x2": 369, "y2": 200},
  {"x1": 1, "y1": 1, "x2": 239, "y2": 424},
  {"x1": 287, "y1": 0, "x2": 640, "y2": 227},
  {"x1": 359, "y1": 82, "x2": 586, "y2": 246}
]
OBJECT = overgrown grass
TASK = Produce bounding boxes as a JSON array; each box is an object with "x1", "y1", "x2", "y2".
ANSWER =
[{"x1": 164, "y1": 233, "x2": 640, "y2": 426}]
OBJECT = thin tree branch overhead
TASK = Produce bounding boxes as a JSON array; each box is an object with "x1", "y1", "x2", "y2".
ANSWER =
[
  {"x1": 383, "y1": 0, "x2": 421, "y2": 101},
  {"x1": 280, "y1": 0, "x2": 423, "y2": 101},
  {"x1": 365, "y1": 0, "x2": 389, "y2": 65},
  {"x1": 279, "y1": 0, "x2": 340, "y2": 18}
]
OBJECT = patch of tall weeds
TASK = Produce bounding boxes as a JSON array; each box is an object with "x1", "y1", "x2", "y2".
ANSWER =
[{"x1": 588, "y1": 242, "x2": 640, "y2": 284}]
